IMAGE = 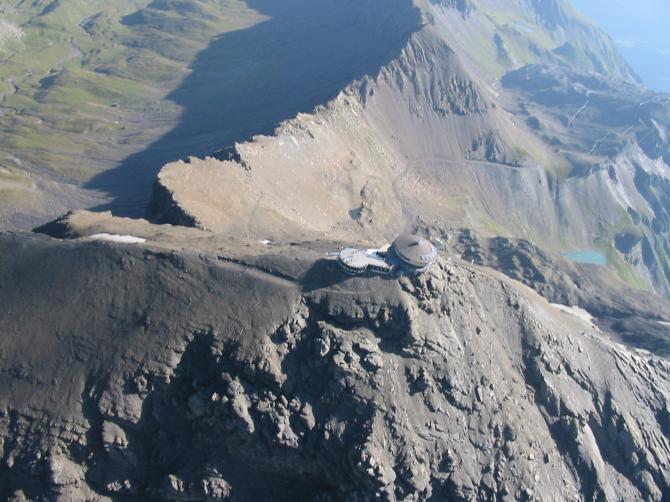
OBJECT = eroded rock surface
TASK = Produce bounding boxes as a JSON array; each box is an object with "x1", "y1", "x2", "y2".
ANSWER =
[{"x1": 1, "y1": 233, "x2": 669, "y2": 500}]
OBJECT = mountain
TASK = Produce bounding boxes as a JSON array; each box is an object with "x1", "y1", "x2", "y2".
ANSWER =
[
  {"x1": 4, "y1": 0, "x2": 669, "y2": 297},
  {"x1": 147, "y1": 0, "x2": 670, "y2": 296},
  {"x1": 2, "y1": 224, "x2": 670, "y2": 500},
  {"x1": 3, "y1": 0, "x2": 670, "y2": 500},
  {"x1": 571, "y1": 0, "x2": 670, "y2": 92}
]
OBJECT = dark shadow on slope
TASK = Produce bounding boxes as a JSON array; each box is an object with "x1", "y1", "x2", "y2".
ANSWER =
[
  {"x1": 86, "y1": 0, "x2": 421, "y2": 217},
  {"x1": 299, "y1": 259, "x2": 351, "y2": 292}
]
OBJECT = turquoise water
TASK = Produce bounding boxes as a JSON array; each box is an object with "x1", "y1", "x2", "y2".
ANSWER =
[{"x1": 562, "y1": 250, "x2": 608, "y2": 266}]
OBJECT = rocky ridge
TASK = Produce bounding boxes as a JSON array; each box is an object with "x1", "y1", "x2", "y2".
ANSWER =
[
  {"x1": 146, "y1": 0, "x2": 670, "y2": 297},
  {"x1": 1, "y1": 231, "x2": 670, "y2": 500}
]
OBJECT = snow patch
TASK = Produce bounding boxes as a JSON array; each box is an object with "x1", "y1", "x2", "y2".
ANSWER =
[
  {"x1": 0, "y1": 21, "x2": 24, "y2": 48},
  {"x1": 604, "y1": 169, "x2": 634, "y2": 210},
  {"x1": 89, "y1": 234, "x2": 147, "y2": 244},
  {"x1": 550, "y1": 303, "x2": 596, "y2": 326}
]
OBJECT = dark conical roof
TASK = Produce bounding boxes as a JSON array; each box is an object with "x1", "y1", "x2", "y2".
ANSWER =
[{"x1": 392, "y1": 234, "x2": 437, "y2": 268}]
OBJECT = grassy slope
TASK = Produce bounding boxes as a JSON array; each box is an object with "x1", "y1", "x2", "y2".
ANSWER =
[{"x1": 0, "y1": 0, "x2": 262, "y2": 199}]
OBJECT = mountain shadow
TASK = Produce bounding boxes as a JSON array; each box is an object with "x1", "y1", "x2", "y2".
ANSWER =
[{"x1": 86, "y1": 0, "x2": 421, "y2": 217}]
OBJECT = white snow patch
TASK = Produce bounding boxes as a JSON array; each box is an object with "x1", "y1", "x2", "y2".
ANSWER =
[
  {"x1": 0, "y1": 21, "x2": 23, "y2": 48},
  {"x1": 604, "y1": 171, "x2": 634, "y2": 210},
  {"x1": 550, "y1": 303, "x2": 596, "y2": 326},
  {"x1": 89, "y1": 233, "x2": 147, "y2": 244},
  {"x1": 658, "y1": 321, "x2": 670, "y2": 328},
  {"x1": 258, "y1": 239, "x2": 272, "y2": 245}
]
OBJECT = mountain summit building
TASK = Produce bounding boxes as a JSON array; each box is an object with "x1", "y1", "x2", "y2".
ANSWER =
[
  {"x1": 337, "y1": 234, "x2": 437, "y2": 276},
  {"x1": 390, "y1": 234, "x2": 438, "y2": 273}
]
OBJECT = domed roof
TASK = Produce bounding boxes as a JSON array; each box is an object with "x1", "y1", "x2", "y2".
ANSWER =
[{"x1": 392, "y1": 234, "x2": 437, "y2": 268}]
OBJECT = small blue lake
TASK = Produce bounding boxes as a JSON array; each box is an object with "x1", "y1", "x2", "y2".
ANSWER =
[{"x1": 561, "y1": 250, "x2": 608, "y2": 266}]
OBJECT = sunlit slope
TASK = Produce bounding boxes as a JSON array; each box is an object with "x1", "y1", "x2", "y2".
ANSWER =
[
  {"x1": 426, "y1": 0, "x2": 638, "y2": 83},
  {"x1": 150, "y1": 0, "x2": 670, "y2": 297}
]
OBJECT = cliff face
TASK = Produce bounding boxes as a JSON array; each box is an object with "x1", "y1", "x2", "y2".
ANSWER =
[
  {"x1": 148, "y1": 12, "x2": 554, "y2": 241},
  {"x1": 2, "y1": 232, "x2": 670, "y2": 501}
]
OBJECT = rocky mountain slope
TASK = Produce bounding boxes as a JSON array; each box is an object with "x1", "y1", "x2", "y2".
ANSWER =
[
  {"x1": 4, "y1": 0, "x2": 670, "y2": 297},
  {"x1": 0, "y1": 0, "x2": 419, "y2": 230},
  {"x1": 501, "y1": 63, "x2": 670, "y2": 292},
  {"x1": 3, "y1": 0, "x2": 670, "y2": 500},
  {"x1": 148, "y1": 0, "x2": 670, "y2": 298},
  {"x1": 427, "y1": 0, "x2": 638, "y2": 83},
  {"x1": 1, "y1": 228, "x2": 670, "y2": 501}
]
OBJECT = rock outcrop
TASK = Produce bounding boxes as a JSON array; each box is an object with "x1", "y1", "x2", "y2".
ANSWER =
[{"x1": 1, "y1": 232, "x2": 669, "y2": 500}]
